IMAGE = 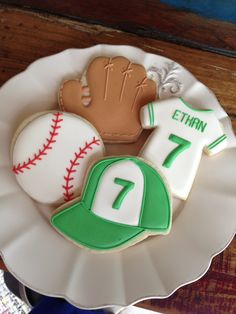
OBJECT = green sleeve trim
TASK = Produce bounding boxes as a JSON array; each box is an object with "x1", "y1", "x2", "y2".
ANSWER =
[
  {"x1": 148, "y1": 102, "x2": 155, "y2": 126},
  {"x1": 207, "y1": 134, "x2": 227, "y2": 150}
]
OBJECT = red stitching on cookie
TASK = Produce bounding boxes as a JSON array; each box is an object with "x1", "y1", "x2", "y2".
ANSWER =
[
  {"x1": 62, "y1": 137, "x2": 101, "y2": 202},
  {"x1": 12, "y1": 112, "x2": 63, "y2": 175}
]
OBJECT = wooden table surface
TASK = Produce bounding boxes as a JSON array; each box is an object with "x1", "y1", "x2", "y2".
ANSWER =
[{"x1": 0, "y1": 2, "x2": 235, "y2": 313}]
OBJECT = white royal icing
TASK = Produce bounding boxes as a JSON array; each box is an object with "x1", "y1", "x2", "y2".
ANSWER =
[
  {"x1": 140, "y1": 97, "x2": 227, "y2": 200},
  {"x1": 12, "y1": 111, "x2": 105, "y2": 204},
  {"x1": 91, "y1": 160, "x2": 144, "y2": 226}
]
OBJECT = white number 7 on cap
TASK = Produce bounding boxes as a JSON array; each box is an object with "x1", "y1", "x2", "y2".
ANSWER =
[{"x1": 112, "y1": 177, "x2": 135, "y2": 210}]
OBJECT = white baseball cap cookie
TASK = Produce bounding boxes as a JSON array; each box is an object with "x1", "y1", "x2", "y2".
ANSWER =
[
  {"x1": 11, "y1": 111, "x2": 105, "y2": 204},
  {"x1": 51, "y1": 156, "x2": 172, "y2": 251}
]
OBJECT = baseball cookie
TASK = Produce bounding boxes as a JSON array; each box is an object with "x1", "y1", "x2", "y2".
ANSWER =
[
  {"x1": 59, "y1": 56, "x2": 156, "y2": 143},
  {"x1": 11, "y1": 111, "x2": 105, "y2": 204},
  {"x1": 51, "y1": 156, "x2": 172, "y2": 252}
]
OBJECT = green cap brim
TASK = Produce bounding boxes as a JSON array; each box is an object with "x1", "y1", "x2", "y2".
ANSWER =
[{"x1": 51, "y1": 202, "x2": 144, "y2": 251}]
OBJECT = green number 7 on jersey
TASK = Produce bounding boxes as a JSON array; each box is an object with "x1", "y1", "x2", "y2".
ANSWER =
[
  {"x1": 162, "y1": 134, "x2": 191, "y2": 168},
  {"x1": 112, "y1": 178, "x2": 135, "y2": 210}
]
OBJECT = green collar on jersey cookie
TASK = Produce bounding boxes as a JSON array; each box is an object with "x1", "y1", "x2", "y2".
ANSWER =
[
  {"x1": 180, "y1": 97, "x2": 213, "y2": 112},
  {"x1": 51, "y1": 156, "x2": 171, "y2": 251}
]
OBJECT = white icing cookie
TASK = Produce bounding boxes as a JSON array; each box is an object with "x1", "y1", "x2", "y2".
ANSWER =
[
  {"x1": 140, "y1": 97, "x2": 227, "y2": 200},
  {"x1": 12, "y1": 111, "x2": 105, "y2": 204}
]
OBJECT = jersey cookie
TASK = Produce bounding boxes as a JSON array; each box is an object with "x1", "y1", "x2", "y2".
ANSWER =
[
  {"x1": 59, "y1": 56, "x2": 156, "y2": 143},
  {"x1": 140, "y1": 97, "x2": 227, "y2": 200}
]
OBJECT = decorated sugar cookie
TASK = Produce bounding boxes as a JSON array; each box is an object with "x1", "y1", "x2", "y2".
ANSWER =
[
  {"x1": 51, "y1": 156, "x2": 171, "y2": 251},
  {"x1": 59, "y1": 56, "x2": 156, "y2": 143},
  {"x1": 12, "y1": 111, "x2": 105, "y2": 204},
  {"x1": 140, "y1": 97, "x2": 227, "y2": 200}
]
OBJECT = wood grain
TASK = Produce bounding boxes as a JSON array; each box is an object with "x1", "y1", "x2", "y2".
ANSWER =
[
  {"x1": 0, "y1": 258, "x2": 7, "y2": 271},
  {"x1": 1, "y1": 0, "x2": 236, "y2": 57},
  {"x1": 140, "y1": 237, "x2": 236, "y2": 314},
  {"x1": 0, "y1": 6, "x2": 235, "y2": 314}
]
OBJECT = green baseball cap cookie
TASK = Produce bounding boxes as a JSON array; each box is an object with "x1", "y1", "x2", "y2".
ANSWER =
[{"x1": 51, "y1": 156, "x2": 172, "y2": 251}]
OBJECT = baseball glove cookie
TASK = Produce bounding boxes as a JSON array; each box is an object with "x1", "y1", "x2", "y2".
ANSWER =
[{"x1": 59, "y1": 56, "x2": 156, "y2": 143}]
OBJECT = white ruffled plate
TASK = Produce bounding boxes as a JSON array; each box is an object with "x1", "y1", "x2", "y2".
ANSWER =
[{"x1": 0, "y1": 45, "x2": 235, "y2": 310}]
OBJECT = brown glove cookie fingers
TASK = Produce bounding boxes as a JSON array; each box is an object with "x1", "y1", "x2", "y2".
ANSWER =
[
  {"x1": 86, "y1": 56, "x2": 156, "y2": 143},
  {"x1": 59, "y1": 56, "x2": 156, "y2": 143}
]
